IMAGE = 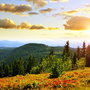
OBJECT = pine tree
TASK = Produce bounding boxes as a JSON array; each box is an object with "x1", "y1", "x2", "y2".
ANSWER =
[
  {"x1": 9, "y1": 63, "x2": 13, "y2": 77},
  {"x1": 2, "y1": 63, "x2": 5, "y2": 76},
  {"x1": 23, "y1": 60, "x2": 28, "y2": 74},
  {"x1": 49, "y1": 49, "x2": 54, "y2": 56},
  {"x1": 61, "y1": 41, "x2": 71, "y2": 60},
  {"x1": 76, "y1": 46, "x2": 80, "y2": 60},
  {"x1": 39, "y1": 56, "x2": 43, "y2": 64},
  {"x1": 32, "y1": 56, "x2": 36, "y2": 67},
  {"x1": 50, "y1": 63, "x2": 60, "y2": 78},
  {"x1": 82, "y1": 41, "x2": 86, "y2": 57},
  {"x1": 86, "y1": 45, "x2": 90, "y2": 67},
  {"x1": 4, "y1": 65, "x2": 10, "y2": 77},
  {"x1": 0, "y1": 66, "x2": 4, "y2": 77},
  {"x1": 18, "y1": 57, "x2": 24, "y2": 75},
  {"x1": 13, "y1": 59, "x2": 19, "y2": 76},
  {"x1": 72, "y1": 52, "x2": 77, "y2": 68},
  {"x1": 27, "y1": 55, "x2": 32, "y2": 73}
]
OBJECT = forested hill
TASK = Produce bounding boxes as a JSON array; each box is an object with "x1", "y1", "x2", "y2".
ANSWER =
[{"x1": 0, "y1": 43, "x2": 76, "y2": 65}]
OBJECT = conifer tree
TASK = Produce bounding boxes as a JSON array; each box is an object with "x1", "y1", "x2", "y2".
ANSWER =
[
  {"x1": 62, "y1": 41, "x2": 71, "y2": 59},
  {"x1": 23, "y1": 60, "x2": 28, "y2": 74},
  {"x1": 82, "y1": 41, "x2": 86, "y2": 57},
  {"x1": 32, "y1": 56, "x2": 36, "y2": 67},
  {"x1": 2, "y1": 63, "x2": 5, "y2": 76},
  {"x1": 4, "y1": 65, "x2": 10, "y2": 77},
  {"x1": 9, "y1": 63, "x2": 13, "y2": 77},
  {"x1": 18, "y1": 57, "x2": 24, "y2": 75},
  {"x1": 49, "y1": 49, "x2": 54, "y2": 56},
  {"x1": 0, "y1": 66, "x2": 4, "y2": 77},
  {"x1": 86, "y1": 45, "x2": 90, "y2": 67},
  {"x1": 76, "y1": 46, "x2": 80, "y2": 60},
  {"x1": 27, "y1": 55, "x2": 32, "y2": 73},
  {"x1": 13, "y1": 59, "x2": 19, "y2": 76},
  {"x1": 27, "y1": 55, "x2": 36, "y2": 73},
  {"x1": 72, "y1": 52, "x2": 77, "y2": 68}
]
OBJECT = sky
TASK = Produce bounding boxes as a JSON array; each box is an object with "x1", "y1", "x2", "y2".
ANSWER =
[{"x1": 0, "y1": 0, "x2": 90, "y2": 47}]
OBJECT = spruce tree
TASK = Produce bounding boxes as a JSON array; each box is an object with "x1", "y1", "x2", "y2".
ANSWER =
[
  {"x1": 82, "y1": 41, "x2": 86, "y2": 57},
  {"x1": 18, "y1": 57, "x2": 24, "y2": 75},
  {"x1": 76, "y1": 46, "x2": 80, "y2": 60},
  {"x1": 72, "y1": 52, "x2": 77, "y2": 68},
  {"x1": 27, "y1": 55, "x2": 32, "y2": 73},
  {"x1": 86, "y1": 45, "x2": 90, "y2": 67},
  {"x1": 61, "y1": 41, "x2": 71, "y2": 59},
  {"x1": 9, "y1": 63, "x2": 13, "y2": 77},
  {"x1": 4, "y1": 65, "x2": 10, "y2": 77},
  {"x1": 49, "y1": 49, "x2": 54, "y2": 56},
  {"x1": 0, "y1": 66, "x2": 4, "y2": 77},
  {"x1": 13, "y1": 59, "x2": 19, "y2": 76},
  {"x1": 23, "y1": 60, "x2": 28, "y2": 74}
]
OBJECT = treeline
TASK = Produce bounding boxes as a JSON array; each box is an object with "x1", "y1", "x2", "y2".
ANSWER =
[
  {"x1": 0, "y1": 41, "x2": 90, "y2": 78},
  {"x1": 0, "y1": 55, "x2": 36, "y2": 77}
]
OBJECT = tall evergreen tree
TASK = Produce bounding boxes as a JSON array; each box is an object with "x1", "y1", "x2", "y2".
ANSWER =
[
  {"x1": 0, "y1": 66, "x2": 4, "y2": 77},
  {"x1": 13, "y1": 59, "x2": 19, "y2": 76},
  {"x1": 76, "y1": 46, "x2": 80, "y2": 60},
  {"x1": 49, "y1": 49, "x2": 54, "y2": 56},
  {"x1": 2, "y1": 63, "x2": 5, "y2": 76},
  {"x1": 72, "y1": 52, "x2": 77, "y2": 68},
  {"x1": 86, "y1": 45, "x2": 90, "y2": 67},
  {"x1": 39, "y1": 56, "x2": 43, "y2": 64},
  {"x1": 4, "y1": 65, "x2": 10, "y2": 77},
  {"x1": 27, "y1": 55, "x2": 32, "y2": 73},
  {"x1": 18, "y1": 57, "x2": 24, "y2": 75},
  {"x1": 32, "y1": 56, "x2": 36, "y2": 67},
  {"x1": 23, "y1": 60, "x2": 28, "y2": 74},
  {"x1": 62, "y1": 41, "x2": 71, "y2": 58},
  {"x1": 82, "y1": 41, "x2": 86, "y2": 57},
  {"x1": 9, "y1": 63, "x2": 13, "y2": 77}
]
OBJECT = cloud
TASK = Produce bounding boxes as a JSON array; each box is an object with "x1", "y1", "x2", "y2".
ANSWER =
[
  {"x1": 40, "y1": 8, "x2": 54, "y2": 13},
  {"x1": 60, "y1": 9, "x2": 80, "y2": 15},
  {"x1": 30, "y1": 24, "x2": 45, "y2": 30},
  {"x1": 63, "y1": 16, "x2": 90, "y2": 30},
  {"x1": 61, "y1": 6, "x2": 64, "y2": 10},
  {"x1": 0, "y1": 18, "x2": 16, "y2": 29},
  {"x1": 0, "y1": 4, "x2": 32, "y2": 13},
  {"x1": 53, "y1": 9, "x2": 80, "y2": 18},
  {"x1": 28, "y1": 12, "x2": 39, "y2": 15},
  {"x1": 62, "y1": 15, "x2": 73, "y2": 19},
  {"x1": 84, "y1": 4, "x2": 89, "y2": 8},
  {"x1": 83, "y1": 5, "x2": 90, "y2": 14},
  {"x1": 45, "y1": 26, "x2": 60, "y2": 30},
  {"x1": 50, "y1": 0, "x2": 68, "y2": 3},
  {"x1": 17, "y1": 22, "x2": 31, "y2": 29},
  {"x1": 25, "y1": 0, "x2": 47, "y2": 8}
]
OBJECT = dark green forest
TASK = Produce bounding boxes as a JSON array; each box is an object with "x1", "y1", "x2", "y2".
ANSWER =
[
  {"x1": 0, "y1": 41, "x2": 89, "y2": 78},
  {"x1": 0, "y1": 43, "x2": 76, "y2": 65}
]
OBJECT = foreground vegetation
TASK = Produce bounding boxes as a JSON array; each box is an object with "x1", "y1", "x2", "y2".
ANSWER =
[
  {"x1": 0, "y1": 41, "x2": 90, "y2": 89},
  {"x1": 1, "y1": 67, "x2": 90, "y2": 90},
  {"x1": 0, "y1": 41, "x2": 89, "y2": 78}
]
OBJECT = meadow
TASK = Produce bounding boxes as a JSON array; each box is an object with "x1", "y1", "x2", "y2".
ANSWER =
[{"x1": 0, "y1": 67, "x2": 90, "y2": 90}]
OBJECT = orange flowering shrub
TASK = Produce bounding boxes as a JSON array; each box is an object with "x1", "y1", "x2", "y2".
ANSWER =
[{"x1": 0, "y1": 68, "x2": 90, "y2": 90}]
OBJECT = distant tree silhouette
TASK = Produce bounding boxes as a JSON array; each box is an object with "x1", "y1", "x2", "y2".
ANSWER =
[
  {"x1": 86, "y1": 45, "x2": 90, "y2": 67},
  {"x1": 62, "y1": 41, "x2": 71, "y2": 58},
  {"x1": 49, "y1": 49, "x2": 54, "y2": 56},
  {"x1": 76, "y1": 46, "x2": 80, "y2": 60},
  {"x1": 81, "y1": 41, "x2": 86, "y2": 57}
]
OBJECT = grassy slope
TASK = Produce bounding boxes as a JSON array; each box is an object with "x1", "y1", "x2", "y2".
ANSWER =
[{"x1": 0, "y1": 67, "x2": 90, "y2": 90}]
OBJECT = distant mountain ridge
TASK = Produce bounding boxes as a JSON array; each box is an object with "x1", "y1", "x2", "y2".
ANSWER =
[
  {"x1": 0, "y1": 40, "x2": 25, "y2": 47},
  {"x1": 0, "y1": 43, "x2": 76, "y2": 65}
]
